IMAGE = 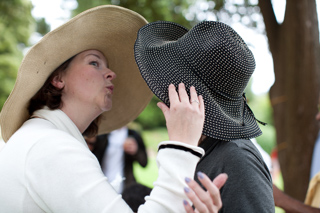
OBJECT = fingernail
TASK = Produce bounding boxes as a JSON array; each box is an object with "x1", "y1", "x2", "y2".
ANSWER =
[
  {"x1": 197, "y1": 171, "x2": 204, "y2": 179},
  {"x1": 183, "y1": 200, "x2": 188, "y2": 206},
  {"x1": 185, "y1": 177, "x2": 191, "y2": 183},
  {"x1": 184, "y1": 187, "x2": 190, "y2": 193}
]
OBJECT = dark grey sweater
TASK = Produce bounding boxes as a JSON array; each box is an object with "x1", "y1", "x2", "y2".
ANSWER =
[{"x1": 195, "y1": 137, "x2": 275, "y2": 213}]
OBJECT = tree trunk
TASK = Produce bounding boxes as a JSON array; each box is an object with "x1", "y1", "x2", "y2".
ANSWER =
[{"x1": 259, "y1": 0, "x2": 320, "y2": 201}]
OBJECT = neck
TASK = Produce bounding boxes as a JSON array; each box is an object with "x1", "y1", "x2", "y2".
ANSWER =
[
  {"x1": 60, "y1": 103, "x2": 101, "y2": 133},
  {"x1": 198, "y1": 135, "x2": 207, "y2": 146}
]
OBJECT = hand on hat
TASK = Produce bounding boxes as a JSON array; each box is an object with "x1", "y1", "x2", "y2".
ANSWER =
[
  {"x1": 183, "y1": 172, "x2": 228, "y2": 213},
  {"x1": 157, "y1": 83, "x2": 205, "y2": 146}
]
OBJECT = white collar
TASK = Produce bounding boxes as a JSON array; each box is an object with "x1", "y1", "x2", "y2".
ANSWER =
[{"x1": 31, "y1": 107, "x2": 87, "y2": 147}]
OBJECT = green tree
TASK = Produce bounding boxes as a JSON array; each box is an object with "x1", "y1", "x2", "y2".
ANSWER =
[
  {"x1": 0, "y1": 0, "x2": 34, "y2": 110},
  {"x1": 73, "y1": 0, "x2": 194, "y2": 27}
]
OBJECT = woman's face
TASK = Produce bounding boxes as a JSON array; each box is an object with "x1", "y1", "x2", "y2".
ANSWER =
[{"x1": 60, "y1": 49, "x2": 116, "y2": 114}]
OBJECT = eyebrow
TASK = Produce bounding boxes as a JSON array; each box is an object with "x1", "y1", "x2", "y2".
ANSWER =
[
  {"x1": 86, "y1": 53, "x2": 101, "y2": 59},
  {"x1": 85, "y1": 53, "x2": 109, "y2": 68}
]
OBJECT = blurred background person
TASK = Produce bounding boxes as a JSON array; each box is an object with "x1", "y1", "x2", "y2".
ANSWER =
[
  {"x1": 122, "y1": 183, "x2": 152, "y2": 212},
  {"x1": 85, "y1": 126, "x2": 148, "y2": 193}
]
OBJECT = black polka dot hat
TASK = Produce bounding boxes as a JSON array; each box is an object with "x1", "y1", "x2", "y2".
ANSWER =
[{"x1": 134, "y1": 21, "x2": 263, "y2": 141}]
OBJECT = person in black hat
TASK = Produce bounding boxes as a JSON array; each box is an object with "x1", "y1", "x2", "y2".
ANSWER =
[{"x1": 134, "y1": 20, "x2": 274, "y2": 212}]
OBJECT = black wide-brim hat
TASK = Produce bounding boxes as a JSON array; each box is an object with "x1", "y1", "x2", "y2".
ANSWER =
[{"x1": 134, "y1": 21, "x2": 262, "y2": 141}]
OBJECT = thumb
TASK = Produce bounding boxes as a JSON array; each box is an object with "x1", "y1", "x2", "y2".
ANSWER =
[
  {"x1": 157, "y1": 102, "x2": 169, "y2": 119},
  {"x1": 212, "y1": 173, "x2": 228, "y2": 190}
]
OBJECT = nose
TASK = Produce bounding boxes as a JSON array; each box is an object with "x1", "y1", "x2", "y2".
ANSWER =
[{"x1": 105, "y1": 68, "x2": 116, "y2": 80}]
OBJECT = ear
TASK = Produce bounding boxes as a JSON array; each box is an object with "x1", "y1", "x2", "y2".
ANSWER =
[{"x1": 51, "y1": 74, "x2": 65, "y2": 89}]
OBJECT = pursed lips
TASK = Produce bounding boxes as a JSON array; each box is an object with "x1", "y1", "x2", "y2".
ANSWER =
[{"x1": 106, "y1": 85, "x2": 114, "y2": 94}]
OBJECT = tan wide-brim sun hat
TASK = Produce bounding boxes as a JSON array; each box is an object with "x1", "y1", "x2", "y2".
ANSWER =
[{"x1": 0, "y1": 5, "x2": 152, "y2": 142}]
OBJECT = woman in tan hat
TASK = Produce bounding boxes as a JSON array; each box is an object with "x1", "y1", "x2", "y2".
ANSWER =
[{"x1": 0, "y1": 5, "x2": 227, "y2": 213}]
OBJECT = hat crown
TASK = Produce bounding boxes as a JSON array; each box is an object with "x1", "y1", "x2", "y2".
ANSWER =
[
  {"x1": 134, "y1": 21, "x2": 262, "y2": 140},
  {"x1": 178, "y1": 21, "x2": 255, "y2": 98}
]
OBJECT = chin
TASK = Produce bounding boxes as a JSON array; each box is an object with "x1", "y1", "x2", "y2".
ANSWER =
[{"x1": 102, "y1": 104, "x2": 112, "y2": 112}]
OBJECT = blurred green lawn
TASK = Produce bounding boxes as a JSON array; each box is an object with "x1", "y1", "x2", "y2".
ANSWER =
[
  {"x1": 133, "y1": 128, "x2": 283, "y2": 212},
  {"x1": 133, "y1": 128, "x2": 168, "y2": 188}
]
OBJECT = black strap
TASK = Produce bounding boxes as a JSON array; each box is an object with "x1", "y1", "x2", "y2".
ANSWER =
[
  {"x1": 242, "y1": 93, "x2": 267, "y2": 126},
  {"x1": 158, "y1": 144, "x2": 202, "y2": 158}
]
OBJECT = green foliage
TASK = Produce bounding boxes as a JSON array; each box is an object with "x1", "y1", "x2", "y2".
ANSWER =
[
  {"x1": 0, "y1": 0, "x2": 35, "y2": 110},
  {"x1": 135, "y1": 96, "x2": 166, "y2": 130},
  {"x1": 73, "y1": 0, "x2": 194, "y2": 27},
  {"x1": 188, "y1": 0, "x2": 262, "y2": 32},
  {"x1": 244, "y1": 79, "x2": 276, "y2": 154},
  {"x1": 141, "y1": 127, "x2": 168, "y2": 151},
  {"x1": 36, "y1": 17, "x2": 50, "y2": 36},
  {"x1": 247, "y1": 91, "x2": 276, "y2": 154}
]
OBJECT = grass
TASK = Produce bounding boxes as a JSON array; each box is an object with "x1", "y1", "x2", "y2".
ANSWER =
[{"x1": 133, "y1": 128, "x2": 168, "y2": 188}]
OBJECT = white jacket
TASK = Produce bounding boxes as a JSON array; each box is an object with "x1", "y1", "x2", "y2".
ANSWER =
[{"x1": 0, "y1": 109, "x2": 204, "y2": 213}]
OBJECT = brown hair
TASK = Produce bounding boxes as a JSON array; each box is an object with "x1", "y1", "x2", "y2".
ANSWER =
[{"x1": 28, "y1": 56, "x2": 100, "y2": 137}]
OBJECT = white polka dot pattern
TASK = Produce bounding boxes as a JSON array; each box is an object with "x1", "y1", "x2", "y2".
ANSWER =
[{"x1": 134, "y1": 21, "x2": 262, "y2": 141}]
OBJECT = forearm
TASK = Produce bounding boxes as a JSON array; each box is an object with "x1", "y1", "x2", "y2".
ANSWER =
[
  {"x1": 278, "y1": 197, "x2": 320, "y2": 213},
  {"x1": 274, "y1": 185, "x2": 320, "y2": 213},
  {"x1": 137, "y1": 141, "x2": 204, "y2": 213}
]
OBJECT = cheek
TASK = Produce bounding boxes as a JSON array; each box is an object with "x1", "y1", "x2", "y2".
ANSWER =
[
  {"x1": 76, "y1": 73, "x2": 96, "y2": 89},
  {"x1": 65, "y1": 76, "x2": 91, "y2": 96},
  {"x1": 64, "y1": 70, "x2": 103, "y2": 99}
]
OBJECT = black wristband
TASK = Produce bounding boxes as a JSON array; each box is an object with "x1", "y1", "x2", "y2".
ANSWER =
[{"x1": 158, "y1": 144, "x2": 202, "y2": 158}]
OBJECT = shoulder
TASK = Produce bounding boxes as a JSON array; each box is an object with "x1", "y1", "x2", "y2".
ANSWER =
[
  {"x1": 198, "y1": 138, "x2": 271, "y2": 181},
  {"x1": 11, "y1": 118, "x2": 88, "y2": 158},
  {"x1": 24, "y1": 123, "x2": 97, "y2": 172},
  {"x1": 198, "y1": 139, "x2": 274, "y2": 212},
  {"x1": 203, "y1": 139, "x2": 262, "y2": 162},
  {"x1": 218, "y1": 139, "x2": 265, "y2": 163},
  {"x1": 10, "y1": 118, "x2": 74, "y2": 147}
]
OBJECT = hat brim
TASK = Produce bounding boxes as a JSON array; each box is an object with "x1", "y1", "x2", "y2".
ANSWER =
[
  {"x1": 0, "y1": 5, "x2": 153, "y2": 142},
  {"x1": 134, "y1": 21, "x2": 262, "y2": 140}
]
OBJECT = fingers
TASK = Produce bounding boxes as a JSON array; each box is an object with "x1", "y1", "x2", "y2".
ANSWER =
[
  {"x1": 163, "y1": 83, "x2": 204, "y2": 146},
  {"x1": 212, "y1": 173, "x2": 228, "y2": 190},
  {"x1": 183, "y1": 200, "x2": 194, "y2": 213},
  {"x1": 157, "y1": 102, "x2": 169, "y2": 119},
  {"x1": 199, "y1": 95, "x2": 205, "y2": 116},
  {"x1": 190, "y1": 86, "x2": 204, "y2": 117},
  {"x1": 183, "y1": 173, "x2": 227, "y2": 213},
  {"x1": 168, "y1": 84, "x2": 180, "y2": 106},
  {"x1": 197, "y1": 172, "x2": 228, "y2": 209},
  {"x1": 178, "y1": 83, "x2": 190, "y2": 103},
  {"x1": 184, "y1": 180, "x2": 208, "y2": 213},
  {"x1": 168, "y1": 83, "x2": 202, "y2": 109},
  {"x1": 189, "y1": 86, "x2": 200, "y2": 105}
]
